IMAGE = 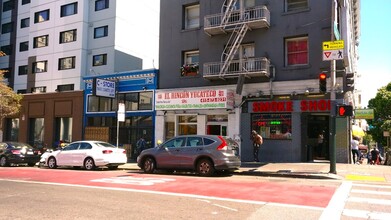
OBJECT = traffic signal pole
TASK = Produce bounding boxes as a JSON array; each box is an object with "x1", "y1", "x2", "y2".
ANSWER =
[{"x1": 329, "y1": 0, "x2": 337, "y2": 174}]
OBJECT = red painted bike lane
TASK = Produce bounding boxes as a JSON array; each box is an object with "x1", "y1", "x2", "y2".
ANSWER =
[{"x1": 0, "y1": 167, "x2": 336, "y2": 208}]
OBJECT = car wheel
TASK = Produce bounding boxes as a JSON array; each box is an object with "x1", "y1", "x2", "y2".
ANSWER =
[
  {"x1": 143, "y1": 157, "x2": 155, "y2": 174},
  {"x1": 107, "y1": 165, "x2": 118, "y2": 170},
  {"x1": 0, "y1": 156, "x2": 9, "y2": 167},
  {"x1": 47, "y1": 157, "x2": 57, "y2": 169},
  {"x1": 197, "y1": 159, "x2": 215, "y2": 177},
  {"x1": 84, "y1": 158, "x2": 96, "y2": 170}
]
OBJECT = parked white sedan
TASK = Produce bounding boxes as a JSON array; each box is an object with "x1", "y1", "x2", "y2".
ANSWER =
[{"x1": 43, "y1": 141, "x2": 127, "y2": 170}]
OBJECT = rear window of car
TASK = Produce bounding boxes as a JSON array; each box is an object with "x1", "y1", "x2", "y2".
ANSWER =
[
  {"x1": 203, "y1": 138, "x2": 215, "y2": 146},
  {"x1": 9, "y1": 142, "x2": 33, "y2": 149},
  {"x1": 95, "y1": 142, "x2": 116, "y2": 148}
]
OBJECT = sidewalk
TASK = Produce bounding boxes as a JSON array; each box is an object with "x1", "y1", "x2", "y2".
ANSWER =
[{"x1": 119, "y1": 161, "x2": 391, "y2": 182}]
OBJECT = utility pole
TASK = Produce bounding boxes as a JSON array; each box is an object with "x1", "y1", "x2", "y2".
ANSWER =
[{"x1": 329, "y1": 0, "x2": 337, "y2": 174}]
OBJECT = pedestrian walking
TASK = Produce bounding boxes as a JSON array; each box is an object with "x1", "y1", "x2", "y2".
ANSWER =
[
  {"x1": 351, "y1": 136, "x2": 360, "y2": 164},
  {"x1": 251, "y1": 130, "x2": 263, "y2": 162},
  {"x1": 317, "y1": 131, "x2": 324, "y2": 157},
  {"x1": 135, "y1": 137, "x2": 146, "y2": 156}
]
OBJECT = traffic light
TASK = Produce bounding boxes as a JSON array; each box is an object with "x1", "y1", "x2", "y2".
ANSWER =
[
  {"x1": 345, "y1": 72, "x2": 354, "y2": 90},
  {"x1": 337, "y1": 105, "x2": 353, "y2": 117},
  {"x1": 319, "y1": 72, "x2": 327, "y2": 93}
]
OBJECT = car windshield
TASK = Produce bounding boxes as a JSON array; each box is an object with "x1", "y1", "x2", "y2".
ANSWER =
[
  {"x1": 95, "y1": 142, "x2": 116, "y2": 148},
  {"x1": 9, "y1": 142, "x2": 33, "y2": 149}
]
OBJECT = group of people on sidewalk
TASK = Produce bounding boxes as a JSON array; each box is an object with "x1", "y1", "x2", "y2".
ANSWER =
[{"x1": 351, "y1": 135, "x2": 383, "y2": 165}]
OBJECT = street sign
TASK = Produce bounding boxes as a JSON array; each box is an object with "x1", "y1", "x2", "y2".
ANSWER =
[
  {"x1": 355, "y1": 109, "x2": 374, "y2": 119},
  {"x1": 323, "y1": 50, "x2": 344, "y2": 61},
  {"x1": 322, "y1": 40, "x2": 344, "y2": 50},
  {"x1": 337, "y1": 105, "x2": 353, "y2": 117}
]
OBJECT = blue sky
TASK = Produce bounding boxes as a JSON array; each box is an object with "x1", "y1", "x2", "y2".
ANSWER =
[{"x1": 357, "y1": 0, "x2": 391, "y2": 107}]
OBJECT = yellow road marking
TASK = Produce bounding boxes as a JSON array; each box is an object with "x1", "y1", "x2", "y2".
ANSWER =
[{"x1": 345, "y1": 174, "x2": 385, "y2": 182}]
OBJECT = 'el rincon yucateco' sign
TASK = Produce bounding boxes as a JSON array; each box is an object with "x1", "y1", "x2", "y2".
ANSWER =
[{"x1": 155, "y1": 89, "x2": 234, "y2": 110}]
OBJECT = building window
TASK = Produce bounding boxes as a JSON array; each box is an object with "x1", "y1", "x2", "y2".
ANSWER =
[
  {"x1": 93, "y1": 54, "x2": 107, "y2": 66},
  {"x1": 17, "y1": 89, "x2": 27, "y2": 94},
  {"x1": 285, "y1": 36, "x2": 308, "y2": 66},
  {"x1": 61, "y1": 2, "x2": 78, "y2": 17},
  {"x1": 34, "y1": 9, "x2": 50, "y2": 23},
  {"x1": 29, "y1": 118, "x2": 44, "y2": 145},
  {"x1": 32, "y1": 61, "x2": 47, "y2": 73},
  {"x1": 60, "y1": 29, "x2": 77, "y2": 43},
  {"x1": 181, "y1": 50, "x2": 199, "y2": 76},
  {"x1": 285, "y1": 0, "x2": 308, "y2": 12},
  {"x1": 184, "y1": 4, "x2": 200, "y2": 29},
  {"x1": 55, "y1": 117, "x2": 73, "y2": 143},
  {"x1": 22, "y1": 0, "x2": 30, "y2": 5},
  {"x1": 33, "y1": 35, "x2": 49, "y2": 48},
  {"x1": 21, "y1": 18, "x2": 30, "y2": 28},
  {"x1": 139, "y1": 92, "x2": 153, "y2": 110},
  {"x1": 18, "y1": 65, "x2": 28, "y2": 75},
  {"x1": 3, "y1": 0, "x2": 15, "y2": 12},
  {"x1": 59, "y1": 56, "x2": 76, "y2": 70},
  {"x1": 252, "y1": 114, "x2": 292, "y2": 140},
  {"x1": 5, "y1": 118, "x2": 19, "y2": 141},
  {"x1": 0, "y1": 45, "x2": 12, "y2": 56},
  {"x1": 1, "y1": 22, "x2": 13, "y2": 34},
  {"x1": 94, "y1": 26, "x2": 108, "y2": 38},
  {"x1": 31, "y1": 86, "x2": 46, "y2": 93},
  {"x1": 57, "y1": 84, "x2": 74, "y2": 92},
  {"x1": 19, "y1": 41, "x2": 29, "y2": 52},
  {"x1": 178, "y1": 115, "x2": 197, "y2": 135},
  {"x1": 95, "y1": 0, "x2": 109, "y2": 11}
]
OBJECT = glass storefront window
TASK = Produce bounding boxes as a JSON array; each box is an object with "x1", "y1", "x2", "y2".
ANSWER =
[
  {"x1": 29, "y1": 118, "x2": 45, "y2": 146},
  {"x1": 252, "y1": 114, "x2": 292, "y2": 139},
  {"x1": 55, "y1": 117, "x2": 73, "y2": 142},
  {"x1": 139, "y1": 92, "x2": 153, "y2": 110},
  {"x1": 207, "y1": 115, "x2": 228, "y2": 122},
  {"x1": 178, "y1": 115, "x2": 197, "y2": 135},
  {"x1": 88, "y1": 96, "x2": 99, "y2": 112}
]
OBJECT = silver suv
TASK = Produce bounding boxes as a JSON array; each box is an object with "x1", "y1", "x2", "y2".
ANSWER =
[{"x1": 137, "y1": 135, "x2": 241, "y2": 176}]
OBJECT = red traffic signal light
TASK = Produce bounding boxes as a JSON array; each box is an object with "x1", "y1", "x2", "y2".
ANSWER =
[
  {"x1": 337, "y1": 105, "x2": 353, "y2": 117},
  {"x1": 319, "y1": 73, "x2": 327, "y2": 93}
]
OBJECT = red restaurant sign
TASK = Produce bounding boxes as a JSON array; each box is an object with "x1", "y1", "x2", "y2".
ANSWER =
[{"x1": 252, "y1": 100, "x2": 331, "y2": 112}]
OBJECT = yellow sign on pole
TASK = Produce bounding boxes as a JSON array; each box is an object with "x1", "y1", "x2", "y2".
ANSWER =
[{"x1": 322, "y1": 40, "x2": 344, "y2": 50}]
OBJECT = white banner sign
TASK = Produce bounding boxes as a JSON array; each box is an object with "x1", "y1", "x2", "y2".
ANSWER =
[{"x1": 155, "y1": 89, "x2": 234, "y2": 110}]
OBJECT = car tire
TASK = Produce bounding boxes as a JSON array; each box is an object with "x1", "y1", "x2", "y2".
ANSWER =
[
  {"x1": 84, "y1": 157, "x2": 96, "y2": 170},
  {"x1": 47, "y1": 157, "x2": 57, "y2": 169},
  {"x1": 0, "y1": 156, "x2": 9, "y2": 167},
  {"x1": 197, "y1": 159, "x2": 215, "y2": 177},
  {"x1": 143, "y1": 157, "x2": 155, "y2": 174}
]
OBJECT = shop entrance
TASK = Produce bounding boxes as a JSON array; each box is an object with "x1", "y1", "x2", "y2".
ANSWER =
[
  {"x1": 304, "y1": 114, "x2": 330, "y2": 161},
  {"x1": 207, "y1": 123, "x2": 227, "y2": 136}
]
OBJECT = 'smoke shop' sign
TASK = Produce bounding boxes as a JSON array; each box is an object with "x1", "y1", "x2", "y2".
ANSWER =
[{"x1": 251, "y1": 100, "x2": 331, "y2": 113}]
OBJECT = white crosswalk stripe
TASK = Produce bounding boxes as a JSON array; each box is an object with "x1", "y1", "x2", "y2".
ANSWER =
[{"x1": 341, "y1": 182, "x2": 391, "y2": 220}]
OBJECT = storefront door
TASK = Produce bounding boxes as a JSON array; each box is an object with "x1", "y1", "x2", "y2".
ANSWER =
[
  {"x1": 305, "y1": 114, "x2": 330, "y2": 160},
  {"x1": 207, "y1": 123, "x2": 227, "y2": 136}
]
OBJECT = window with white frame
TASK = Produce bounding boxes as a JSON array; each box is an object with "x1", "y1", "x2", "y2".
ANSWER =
[
  {"x1": 32, "y1": 61, "x2": 47, "y2": 73},
  {"x1": 59, "y1": 56, "x2": 76, "y2": 70},
  {"x1": 93, "y1": 54, "x2": 107, "y2": 66},
  {"x1": 61, "y1": 2, "x2": 78, "y2": 17},
  {"x1": 177, "y1": 115, "x2": 197, "y2": 135},
  {"x1": 285, "y1": 36, "x2": 308, "y2": 66},
  {"x1": 34, "y1": 9, "x2": 50, "y2": 23},
  {"x1": 285, "y1": 0, "x2": 308, "y2": 12},
  {"x1": 181, "y1": 50, "x2": 199, "y2": 76},
  {"x1": 60, "y1": 29, "x2": 77, "y2": 43},
  {"x1": 33, "y1": 35, "x2": 49, "y2": 48},
  {"x1": 184, "y1": 4, "x2": 199, "y2": 29}
]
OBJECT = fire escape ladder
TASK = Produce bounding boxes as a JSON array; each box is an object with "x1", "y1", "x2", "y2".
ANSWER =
[
  {"x1": 219, "y1": 23, "x2": 249, "y2": 76},
  {"x1": 220, "y1": 0, "x2": 238, "y2": 27}
]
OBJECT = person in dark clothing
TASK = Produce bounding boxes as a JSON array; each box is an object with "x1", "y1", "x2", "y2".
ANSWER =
[{"x1": 251, "y1": 130, "x2": 263, "y2": 162}]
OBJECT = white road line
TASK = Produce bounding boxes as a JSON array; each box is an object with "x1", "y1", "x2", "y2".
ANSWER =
[
  {"x1": 352, "y1": 189, "x2": 391, "y2": 196},
  {"x1": 319, "y1": 181, "x2": 352, "y2": 220},
  {"x1": 353, "y1": 183, "x2": 391, "y2": 189},
  {"x1": 0, "y1": 178, "x2": 323, "y2": 211},
  {"x1": 348, "y1": 197, "x2": 391, "y2": 206},
  {"x1": 343, "y1": 209, "x2": 391, "y2": 219},
  {"x1": 212, "y1": 204, "x2": 238, "y2": 212}
]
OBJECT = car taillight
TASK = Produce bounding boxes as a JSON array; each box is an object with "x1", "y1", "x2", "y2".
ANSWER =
[
  {"x1": 11, "y1": 149, "x2": 21, "y2": 154},
  {"x1": 216, "y1": 136, "x2": 228, "y2": 151},
  {"x1": 102, "y1": 150, "x2": 113, "y2": 154},
  {"x1": 122, "y1": 150, "x2": 126, "y2": 154}
]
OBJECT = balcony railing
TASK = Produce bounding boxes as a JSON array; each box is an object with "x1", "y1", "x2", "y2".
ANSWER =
[
  {"x1": 204, "y1": 6, "x2": 270, "y2": 36},
  {"x1": 203, "y1": 57, "x2": 270, "y2": 79}
]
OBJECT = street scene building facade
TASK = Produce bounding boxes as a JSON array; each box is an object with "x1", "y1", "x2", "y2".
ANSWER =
[
  {"x1": 0, "y1": 0, "x2": 159, "y2": 147},
  {"x1": 156, "y1": 0, "x2": 360, "y2": 162}
]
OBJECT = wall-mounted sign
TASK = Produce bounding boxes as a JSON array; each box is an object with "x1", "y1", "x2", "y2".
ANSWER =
[
  {"x1": 251, "y1": 100, "x2": 331, "y2": 113},
  {"x1": 93, "y1": 78, "x2": 116, "y2": 98},
  {"x1": 354, "y1": 109, "x2": 374, "y2": 119},
  {"x1": 155, "y1": 89, "x2": 234, "y2": 110}
]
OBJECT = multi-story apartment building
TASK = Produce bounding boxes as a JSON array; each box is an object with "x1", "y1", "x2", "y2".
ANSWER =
[
  {"x1": 0, "y1": 0, "x2": 159, "y2": 147},
  {"x1": 156, "y1": 0, "x2": 360, "y2": 163}
]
